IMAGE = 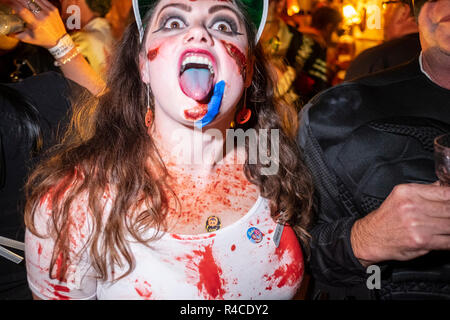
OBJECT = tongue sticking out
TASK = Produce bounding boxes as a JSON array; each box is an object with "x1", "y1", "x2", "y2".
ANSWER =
[{"x1": 179, "y1": 68, "x2": 214, "y2": 102}]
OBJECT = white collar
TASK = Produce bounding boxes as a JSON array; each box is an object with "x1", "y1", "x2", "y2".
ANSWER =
[{"x1": 418, "y1": 51, "x2": 435, "y2": 83}]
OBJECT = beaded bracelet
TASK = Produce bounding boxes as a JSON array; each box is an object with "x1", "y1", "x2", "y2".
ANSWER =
[
  {"x1": 48, "y1": 33, "x2": 75, "y2": 60},
  {"x1": 54, "y1": 47, "x2": 80, "y2": 67}
]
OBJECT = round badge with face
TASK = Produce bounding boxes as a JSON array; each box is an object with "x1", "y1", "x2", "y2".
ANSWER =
[
  {"x1": 247, "y1": 226, "x2": 263, "y2": 243},
  {"x1": 205, "y1": 216, "x2": 221, "y2": 232}
]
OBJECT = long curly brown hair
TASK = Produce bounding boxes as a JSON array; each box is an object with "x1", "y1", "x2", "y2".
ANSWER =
[{"x1": 24, "y1": 0, "x2": 314, "y2": 282}]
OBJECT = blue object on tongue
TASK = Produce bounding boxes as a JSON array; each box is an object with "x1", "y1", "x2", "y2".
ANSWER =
[{"x1": 195, "y1": 80, "x2": 225, "y2": 129}]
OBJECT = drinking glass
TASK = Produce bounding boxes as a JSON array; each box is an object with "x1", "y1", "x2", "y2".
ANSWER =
[{"x1": 434, "y1": 133, "x2": 450, "y2": 187}]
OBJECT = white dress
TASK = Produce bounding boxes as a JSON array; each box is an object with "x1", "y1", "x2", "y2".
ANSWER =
[{"x1": 25, "y1": 190, "x2": 304, "y2": 300}]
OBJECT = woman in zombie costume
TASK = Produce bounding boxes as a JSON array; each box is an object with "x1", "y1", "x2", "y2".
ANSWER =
[{"x1": 24, "y1": 0, "x2": 314, "y2": 300}]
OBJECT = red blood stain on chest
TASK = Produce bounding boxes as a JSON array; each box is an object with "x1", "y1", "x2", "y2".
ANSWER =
[
  {"x1": 221, "y1": 40, "x2": 247, "y2": 77},
  {"x1": 164, "y1": 163, "x2": 258, "y2": 227},
  {"x1": 147, "y1": 47, "x2": 159, "y2": 61},
  {"x1": 264, "y1": 226, "x2": 304, "y2": 289}
]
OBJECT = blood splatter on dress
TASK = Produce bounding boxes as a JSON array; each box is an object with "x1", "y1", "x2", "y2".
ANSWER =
[{"x1": 25, "y1": 191, "x2": 304, "y2": 300}]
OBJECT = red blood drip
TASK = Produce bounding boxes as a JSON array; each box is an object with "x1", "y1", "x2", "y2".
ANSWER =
[
  {"x1": 193, "y1": 245, "x2": 226, "y2": 299},
  {"x1": 221, "y1": 40, "x2": 247, "y2": 77},
  {"x1": 231, "y1": 244, "x2": 236, "y2": 251}
]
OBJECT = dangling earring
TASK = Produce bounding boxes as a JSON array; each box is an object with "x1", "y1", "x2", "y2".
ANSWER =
[
  {"x1": 235, "y1": 88, "x2": 251, "y2": 125},
  {"x1": 145, "y1": 84, "x2": 153, "y2": 128}
]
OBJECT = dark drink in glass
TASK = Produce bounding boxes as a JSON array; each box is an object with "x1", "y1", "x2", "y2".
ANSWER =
[{"x1": 434, "y1": 134, "x2": 450, "y2": 187}]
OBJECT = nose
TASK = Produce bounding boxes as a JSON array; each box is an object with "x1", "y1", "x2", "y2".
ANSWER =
[{"x1": 183, "y1": 24, "x2": 214, "y2": 46}]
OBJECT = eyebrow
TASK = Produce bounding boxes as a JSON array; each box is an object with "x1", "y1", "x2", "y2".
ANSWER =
[
  {"x1": 155, "y1": 3, "x2": 192, "y2": 22},
  {"x1": 208, "y1": 4, "x2": 241, "y2": 18}
]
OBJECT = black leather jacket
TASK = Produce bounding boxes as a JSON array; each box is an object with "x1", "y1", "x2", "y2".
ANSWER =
[{"x1": 298, "y1": 58, "x2": 450, "y2": 299}]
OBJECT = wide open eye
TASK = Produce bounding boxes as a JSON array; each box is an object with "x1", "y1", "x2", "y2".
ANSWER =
[
  {"x1": 163, "y1": 17, "x2": 186, "y2": 30},
  {"x1": 212, "y1": 20, "x2": 233, "y2": 33},
  {"x1": 210, "y1": 17, "x2": 242, "y2": 36}
]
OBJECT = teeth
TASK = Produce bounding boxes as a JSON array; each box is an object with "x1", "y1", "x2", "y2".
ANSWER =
[{"x1": 181, "y1": 55, "x2": 214, "y2": 74}]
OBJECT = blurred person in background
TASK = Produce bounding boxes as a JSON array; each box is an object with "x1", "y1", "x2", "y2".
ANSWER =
[
  {"x1": 0, "y1": 73, "x2": 87, "y2": 300},
  {"x1": 0, "y1": 0, "x2": 114, "y2": 82},
  {"x1": 261, "y1": 1, "x2": 342, "y2": 107},
  {"x1": 299, "y1": 0, "x2": 450, "y2": 300},
  {"x1": 345, "y1": 0, "x2": 420, "y2": 80},
  {"x1": 105, "y1": 0, "x2": 132, "y2": 40},
  {"x1": 260, "y1": 0, "x2": 301, "y2": 108},
  {"x1": 0, "y1": 1, "x2": 62, "y2": 83},
  {"x1": 59, "y1": 0, "x2": 114, "y2": 79}
]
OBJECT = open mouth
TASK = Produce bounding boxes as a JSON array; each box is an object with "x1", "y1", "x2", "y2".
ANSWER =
[{"x1": 178, "y1": 50, "x2": 216, "y2": 103}]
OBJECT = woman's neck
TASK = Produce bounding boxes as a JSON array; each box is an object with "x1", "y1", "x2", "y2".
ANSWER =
[{"x1": 150, "y1": 106, "x2": 237, "y2": 177}]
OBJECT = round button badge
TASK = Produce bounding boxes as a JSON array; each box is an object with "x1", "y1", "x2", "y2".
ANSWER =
[
  {"x1": 205, "y1": 216, "x2": 221, "y2": 233},
  {"x1": 247, "y1": 227, "x2": 263, "y2": 243}
]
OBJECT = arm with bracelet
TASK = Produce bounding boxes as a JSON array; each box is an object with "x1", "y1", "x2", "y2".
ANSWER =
[{"x1": 1, "y1": 0, "x2": 105, "y2": 96}]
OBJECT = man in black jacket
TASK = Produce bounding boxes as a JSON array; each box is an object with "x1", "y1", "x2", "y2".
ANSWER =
[
  {"x1": 344, "y1": 0, "x2": 420, "y2": 81},
  {"x1": 298, "y1": 0, "x2": 450, "y2": 299}
]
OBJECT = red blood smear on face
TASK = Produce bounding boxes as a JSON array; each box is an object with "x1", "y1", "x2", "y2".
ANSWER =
[
  {"x1": 221, "y1": 40, "x2": 247, "y2": 76},
  {"x1": 184, "y1": 104, "x2": 208, "y2": 120},
  {"x1": 147, "y1": 47, "x2": 159, "y2": 61},
  {"x1": 193, "y1": 245, "x2": 226, "y2": 299}
]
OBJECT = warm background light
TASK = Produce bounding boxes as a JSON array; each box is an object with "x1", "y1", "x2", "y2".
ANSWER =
[
  {"x1": 287, "y1": 0, "x2": 301, "y2": 16},
  {"x1": 343, "y1": 4, "x2": 362, "y2": 24}
]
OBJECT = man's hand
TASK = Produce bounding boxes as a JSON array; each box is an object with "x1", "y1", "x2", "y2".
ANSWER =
[
  {"x1": 1, "y1": 0, "x2": 67, "y2": 49},
  {"x1": 351, "y1": 183, "x2": 450, "y2": 267}
]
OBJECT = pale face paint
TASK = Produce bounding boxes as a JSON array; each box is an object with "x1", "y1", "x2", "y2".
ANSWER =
[{"x1": 141, "y1": 0, "x2": 251, "y2": 127}]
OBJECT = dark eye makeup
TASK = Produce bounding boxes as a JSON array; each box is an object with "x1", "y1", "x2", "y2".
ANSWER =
[
  {"x1": 153, "y1": 12, "x2": 188, "y2": 33},
  {"x1": 209, "y1": 15, "x2": 243, "y2": 36},
  {"x1": 152, "y1": 10, "x2": 243, "y2": 36}
]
